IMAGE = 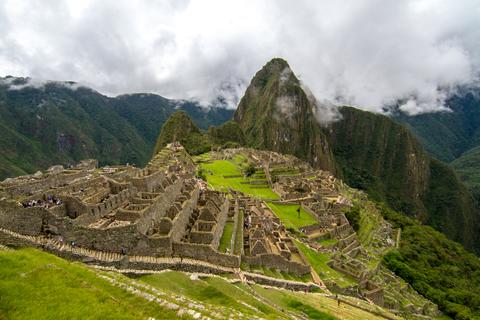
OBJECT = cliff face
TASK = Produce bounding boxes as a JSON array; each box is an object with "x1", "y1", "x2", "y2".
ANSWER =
[
  {"x1": 327, "y1": 107, "x2": 430, "y2": 217},
  {"x1": 327, "y1": 107, "x2": 479, "y2": 252},
  {"x1": 234, "y1": 58, "x2": 336, "y2": 172}
]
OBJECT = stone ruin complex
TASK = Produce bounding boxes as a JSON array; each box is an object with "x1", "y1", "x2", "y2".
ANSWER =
[
  {"x1": 0, "y1": 144, "x2": 312, "y2": 277},
  {"x1": 0, "y1": 144, "x2": 439, "y2": 317}
]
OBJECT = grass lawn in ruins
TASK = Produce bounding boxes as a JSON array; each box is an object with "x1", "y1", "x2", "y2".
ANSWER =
[
  {"x1": 267, "y1": 202, "x2": 317, "y2": 231},
  {"x1": 316, "y1": 238, "x2": 339, "y2": 247},
  {"x1": 233, "y1": 210, "x2": 244, "y2": 255},
  {"x1": 218, "y1": 221, "x2": 234, "y2": 252},
  {"x1": 0, "y1": 248, "x2": 181, "y2": 320},
  {"x1": 192, "y1": 152, "x2": 211, "y2": 162},
  {"x1": 200, "y1": 160, "x2": 279, "y2": 199},
  {"x1": 294, "y1": 240, "x2": 357, "y2": 288}
]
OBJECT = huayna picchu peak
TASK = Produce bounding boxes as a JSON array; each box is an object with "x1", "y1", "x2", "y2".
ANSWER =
[{"x1": 234, "y1": 58, "x2": 336, "y2": 173}]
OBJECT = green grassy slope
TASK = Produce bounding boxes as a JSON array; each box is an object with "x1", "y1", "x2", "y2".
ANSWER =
[
  {"x1": 139, "y1": 271, "x2": 394, "y2": 320},
  {"x1": 0, "y1": 248, "x2": 181, "y2": 320}
]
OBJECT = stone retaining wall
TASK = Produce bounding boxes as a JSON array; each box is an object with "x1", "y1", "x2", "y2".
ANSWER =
[
  {"x1": 230, "y1": 202, "x2": 241, "y2": 254},
  {"x1": 242, "y1": 253, "x2": 310, "y2": 275},
  {"x1": 172, "y1": 242, "x2": 240, "y2": 268},
  {"x1": 0, "y1": 227, "x2": 325, "y2": 293},
  {"x1": 243, "y1": 272, "x2": 319, "y2": 291}
]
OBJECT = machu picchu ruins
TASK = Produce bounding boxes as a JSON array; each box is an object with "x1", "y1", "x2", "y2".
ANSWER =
[{"x1": 0, "y1": 143, "x2": 441, "y2": 319}]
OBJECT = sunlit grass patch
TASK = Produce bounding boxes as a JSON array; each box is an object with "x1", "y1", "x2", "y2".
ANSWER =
[
  {"x1": 267, "y1": 202, "x2": 317, "y2": 231},
  {"x1": 0, "y1": 248, "x2": 180, "y2": 320},
  {"x1": 200, "y1": 160, "x2": 279, "y2": 199}
]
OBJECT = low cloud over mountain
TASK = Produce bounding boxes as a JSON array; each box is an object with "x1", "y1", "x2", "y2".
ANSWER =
[{"x1": 1, "y1": 0, "x2": 479, "y2": 114}]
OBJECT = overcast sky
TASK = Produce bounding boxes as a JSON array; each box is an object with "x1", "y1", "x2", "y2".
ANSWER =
[{"x1": 1, "y1": 0, "x2": 479, "y2": 114}]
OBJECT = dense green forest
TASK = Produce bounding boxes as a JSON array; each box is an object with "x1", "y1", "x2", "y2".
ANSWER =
[{"x1": 380, "y1": 204, "x2": 480, "y2": 320}]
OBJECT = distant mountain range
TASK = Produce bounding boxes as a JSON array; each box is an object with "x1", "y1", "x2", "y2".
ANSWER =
[{"x1": 0, "y1": 76, "x2": 234, "y2": 179}]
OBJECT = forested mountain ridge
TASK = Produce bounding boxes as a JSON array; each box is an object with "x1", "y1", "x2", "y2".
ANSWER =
[
  {"x1": 328, "y1": 106, "x2": 480, "y2": 252},
  {"x1": 0, "y1": 76, "x2": 233, "y2": 179},
  {"x1": 394, "y1": 89, "x2": 480, "y2": 163}
]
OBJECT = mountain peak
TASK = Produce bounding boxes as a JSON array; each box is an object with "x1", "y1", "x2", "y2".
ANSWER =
[
  {"x1": 249, "y1": 58, "x2": 299, "y2": 90},
  {"x1": 233, "y1": 59, "x2": 336, "y2": 172},
  {"x1": 153, "y1": 110, "x2": 211, "y2": 156},
  {"x1": 262, "y1": 57, "x2": 290, "y2": 72}
]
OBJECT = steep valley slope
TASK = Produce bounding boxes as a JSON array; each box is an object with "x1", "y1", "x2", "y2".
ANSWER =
[{"x1": 394, "y1": 90, "x2": 480, "y2": 203}]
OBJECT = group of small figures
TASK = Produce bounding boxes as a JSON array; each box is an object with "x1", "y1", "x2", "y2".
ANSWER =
[{"x1": 20, "y1": 195, "x2": 62, "y2": 208}]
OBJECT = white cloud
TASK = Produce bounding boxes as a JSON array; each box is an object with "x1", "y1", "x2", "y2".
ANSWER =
[
  {"x1": 0, "y1": 76, "x2": 86, "y2": 91},
  {"x1": 0, "y1": 0, "x2": 479, "y2": 115}
]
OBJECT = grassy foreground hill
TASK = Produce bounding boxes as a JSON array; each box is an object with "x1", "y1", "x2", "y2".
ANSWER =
[{"x1": 0, "y1": 247, "x2": 397, "y2": 320}]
